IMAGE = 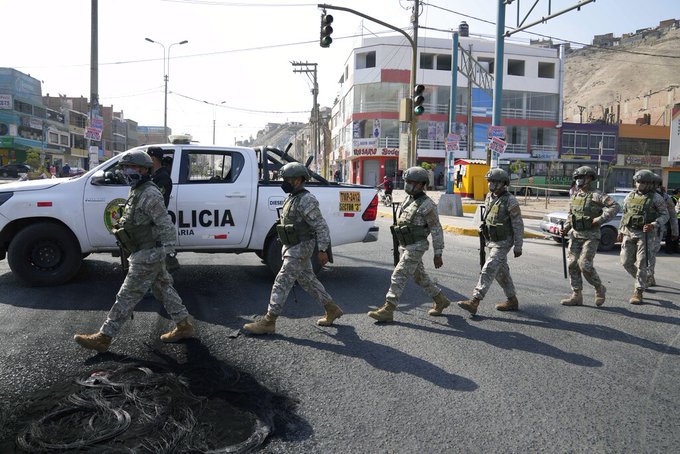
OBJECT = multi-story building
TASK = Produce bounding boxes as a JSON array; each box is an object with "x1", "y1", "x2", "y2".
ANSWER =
[
  {"x1": 329, "y1": 34, "x2": 562, "y2": 187},
  {"x1": 558, "y1": 122, "x2": 618, "y2": 191},
  {"x1": 137, "y1": 125, "x2": 172, "y2": 145},
  {"x1": 614, "y1": 123, "x2": 670, "y2": 188}
]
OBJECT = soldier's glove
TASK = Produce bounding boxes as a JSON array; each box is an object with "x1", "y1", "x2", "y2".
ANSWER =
[
  {"x1": 513, "y1": 248, "x2": 522, "y2": 258},
  {"x1": 161, "y1": 244, "x2": 176, "y2": 256}
]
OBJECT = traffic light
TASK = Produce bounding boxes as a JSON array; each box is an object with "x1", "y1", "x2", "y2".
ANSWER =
[
  {"x1": 413, "y1": 84, "x2": 425, "y2": 115},
  {"x1": 320, "y1": 13, "x2": 334, "y2": 48}
]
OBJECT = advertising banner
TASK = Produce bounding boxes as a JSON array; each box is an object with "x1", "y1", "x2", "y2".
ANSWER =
[{"x1": 669, "y1": 104, "x2": 680, "y2": 163}]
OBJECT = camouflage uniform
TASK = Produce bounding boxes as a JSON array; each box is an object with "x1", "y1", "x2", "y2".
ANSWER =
[
  {"x1": 473, "y1": 191, "x2": 523, "y2": 301},
  {"x1": 619, "y1": 190, "x2": 669, "y2": 290},
  {"x1": 563, "y1": 191, "x2": 620, "y2": 292},
  {"x1": 100, "y1": 180, "x2": 189, "y2": 337},
  {"x1": 385, "y1": 193, "x2": 444, "y2": 306},
  {"x1": 648, "y1": 191, "x2": 678, "y2": 276},
  {"x1": 268, "y1": 189, "x2": 334, "y2": 316}
]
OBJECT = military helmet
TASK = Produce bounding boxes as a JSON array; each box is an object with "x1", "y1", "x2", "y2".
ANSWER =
[
  {"x1": 632, "y1": 169, "x2": 656, "y2": 183},
  {"x1": 119, "y1": 150, "x2": 153, "y2": 168},
  {"x1": 485, "y1": 168, "x2": 510, "y2": 185},
  {"x1": 572, "y1": 166, "x2": 597, "y2": 179},
  {"x1": 403, "y1": 166, "x2": 429, "y2": 183},
  {"x1": 280, "y1": 162, "x2": 309, "y2": 180}
]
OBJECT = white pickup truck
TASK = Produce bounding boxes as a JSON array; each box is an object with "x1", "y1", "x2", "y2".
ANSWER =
[{"x1": 0, "y1": 143, "x2": 379, "y2": 286}]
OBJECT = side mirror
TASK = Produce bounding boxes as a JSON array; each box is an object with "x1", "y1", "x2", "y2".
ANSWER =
[{"x1": 90, "y1": 170, "x2": 121, "y2": 186}]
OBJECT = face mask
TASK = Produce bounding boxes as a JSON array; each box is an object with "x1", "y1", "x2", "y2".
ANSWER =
[
  {"x1": 637, "y1": 182, "x2": 654, "y2": 193},
  {"x1": 488, "y1": 181, "x2": 504, "y2": 193},
  {"x1": 281, "y1": 181, "x2": 295, "y2": 193},
  {"x1": 575, "y1": 177, "x2": 586, "y2": 188},
  {"x1": 121, "y1": 167, "x2": 143, "y2": 187},
  {"x1": 404, "y1": 182, "x2": 419, "y2": 195}
]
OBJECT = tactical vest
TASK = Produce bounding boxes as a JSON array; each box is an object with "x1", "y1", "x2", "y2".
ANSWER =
[
  {"x1": 622, "y1": 192, "x2": 659, "y2": 230},
  {"x1": 570, "y1": 192, "x2": 603, "y2": 232},
  {"x1": 113, "y1": 181, "x2": 158, "y2": 253},
  {"x1": 276, "y1": 190, "x2": 314, "y2": 246},
  {"x1": 390, "y1": 194, "x2": 428, "y2": 246},
  {"x1": 483, "y1": 192, "x2": 512, "y2": 242}
]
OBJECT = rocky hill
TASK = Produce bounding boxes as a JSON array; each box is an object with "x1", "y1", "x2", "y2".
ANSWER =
[{"x1": 563, "y1": 27, "x2": 680, "y2": 126}]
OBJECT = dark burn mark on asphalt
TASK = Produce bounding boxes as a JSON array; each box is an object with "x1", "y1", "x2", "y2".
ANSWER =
[{"x1": 1, "y1": 338, "x2": 307, "y2": 453}]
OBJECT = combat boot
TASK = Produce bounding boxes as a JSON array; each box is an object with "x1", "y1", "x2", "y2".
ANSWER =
[
  {"x1": 595, "y1": 285, "x2": 606, "y2": 307},
  {"x1": 160, "y1": 318, "x2": 195, "y2": 342},
  {"x1": 74, "y1": 332, "x2": 112, "y2": 353},
  {"x1": 243, "y1": 312, "x2": 277, "y2": 335},
  {"x1": 496, "y1": 295, "x2": 519, "y2": 311},
  {"x1": 560, "y1": 290, "x2": 583, "y2": 306},
  {"x1": 428, "y1": 292, "x2": 451, "y2": 316},
  {"x1": 317, "y1": 303, "x2": 343, "y2": 326},
  {"x1": 629, "y1": 288, "x2": 643, "y2": 305},
  {"x1": 368, "y1": 302, "x2": 396, "y2": 322},
  {"x1": 457, "y1": 297, "x2": 480, "y2": 315}
]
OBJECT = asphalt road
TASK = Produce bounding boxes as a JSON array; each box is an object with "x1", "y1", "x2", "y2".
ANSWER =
[{"x1": 0, "y1": 219, "x2": 679, "y2": 452}]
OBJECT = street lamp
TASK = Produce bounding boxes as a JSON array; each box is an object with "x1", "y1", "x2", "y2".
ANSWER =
[
  {"x1": 145, "y1": 37, "x2": 188, "y2": 141},
  {"x1": 204, "y1": 100, "x2": 226, "y2": 145}
]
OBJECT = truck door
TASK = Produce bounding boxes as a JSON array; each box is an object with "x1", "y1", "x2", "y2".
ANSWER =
[
  {"x1": 82, "y1": 161, "x2": 130, "y2": 248},
  {"x1": 173, "y1": 148, "x2": 254, "y2": 247}
]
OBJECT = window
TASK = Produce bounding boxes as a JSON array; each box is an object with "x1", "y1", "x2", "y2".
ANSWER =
[
  {"x1": 59, "y1": 134, "x2": 69, "y2": 146},
  {"x1": 185, "y1": 151, "x2": 244, "y2": 184},
  {"x1": 538, "y1": 62, "x2": 555, "y2": 78},
  {"x1": 14, "y1": 100, "x2": 32, "y2": 114},
  {"x1": 436, "y1": 54, "x2": 451, "y2": 71},
  {"x1": 48, "y1": 131, "x2": 59, "y2": 144},
  {"x1": 356, "y1": 51, "x2": 376, "y2": 69},
  {"x1": 507, "y1": 59, "x2": 525, "y2": 76},
  {"x1": 420, "y1": 53, "x2": 434, "y2": 69},
  {"x1": 478, "y1": 57, "x2": 494, "y2": 74}
]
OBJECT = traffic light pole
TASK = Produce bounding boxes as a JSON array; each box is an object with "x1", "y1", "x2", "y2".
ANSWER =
[{"x1": 318, "y1": 3, "x2": 418, "y2": 168}]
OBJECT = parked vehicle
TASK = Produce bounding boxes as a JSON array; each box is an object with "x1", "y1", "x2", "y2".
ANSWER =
[
  {"x1": 0, "y1": 142, "x2": 379, "y2": 286},
  {"x1": 539, "y1": 192, "x2": 628, "y2": 252},
  {"x1": 0, "y1": 163, "x2": 32, "y2": 178}
]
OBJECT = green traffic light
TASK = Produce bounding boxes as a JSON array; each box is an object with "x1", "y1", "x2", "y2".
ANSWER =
[
  {"x1": 321, "y1": 36, "x2": 333, "y2": 47},
  {"x1": 414, "y1": 106, "x2": 424, "y2": 115}
]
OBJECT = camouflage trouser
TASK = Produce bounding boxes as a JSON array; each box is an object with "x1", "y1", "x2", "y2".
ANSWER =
[
  {"x1": 385, "y1": 244, "x2": 440, "y2": 306},
  {"x1": 473, "y1": 243, "x2": 516, "y2": 300},
  {"x1": 648, "y1": 225, "x2": 663, "y2": 276},
  {"x1": 567, "y1": 237, "x2": 602, "y2": 291},
  {"x1": 100, "y1": 248, "x2": 189, "y2": 337},
  {"x1": 268, "y1": 240, "x2": 333, "y2": 316},
  {"x1": 620, "y1": 233, "x2": 654, "y2": 290}
]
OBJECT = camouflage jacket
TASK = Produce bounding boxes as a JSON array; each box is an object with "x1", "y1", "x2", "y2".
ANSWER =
[
  {"x1": 619, "y1": 190, "x2": 669, "y2": 238},
  {"x1": 397, "y1": 192, "x2": 444, "y2": 255},
  {"x1": 282, "y1": 189, "x2": 331, "y2": 252},
  {"x1": 484, "y1": 191, "x2": 524, "y2": 250},
  {"x1": 564, "y1": 190, "x2": 620, "y2": 240}
]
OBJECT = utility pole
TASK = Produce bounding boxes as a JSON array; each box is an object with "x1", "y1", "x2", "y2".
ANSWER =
[
  {"x1": 409, "y1": 0, "x2": 419, "y2": 168},
  {"x1": 88, "y1": 0, "x2": 99, "y2": 170},
  {"x1": 578, "y1": 105, "x2": 586, "y2": 124},
  {"x1": 291, "y1": 61, "x2": 319, "y2": 171}
]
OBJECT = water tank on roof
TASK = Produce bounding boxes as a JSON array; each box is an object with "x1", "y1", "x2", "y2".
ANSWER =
[{"x1": 459, "y1": 21, "x2": 469, "y2": 37}]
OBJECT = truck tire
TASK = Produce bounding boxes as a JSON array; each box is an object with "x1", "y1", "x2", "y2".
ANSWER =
[
  {"x1": 7, "y1": 223, "x2": 82, "y2": 286},
  {"x1": 598, "y1": 226, "x2": 618, "y2": 252},
  {"x1": 263, "y1": 236, "x2": 323, "y2": 275}
]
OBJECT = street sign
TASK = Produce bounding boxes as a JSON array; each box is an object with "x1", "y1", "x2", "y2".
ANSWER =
[
  {"x1": 489, "y1": 137, "x2": 507, "y2": 154},
  {"x1": 487, "y1": 125, "x2": 506, "y2": 139},
  {"x1": 446, "y1": 133, "x2": 460, "y2": 152}
]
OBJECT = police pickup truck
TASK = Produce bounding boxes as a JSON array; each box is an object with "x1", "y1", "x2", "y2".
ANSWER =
[{"x1": 0, "y1": 142, "x2": 379, "y2": 286}]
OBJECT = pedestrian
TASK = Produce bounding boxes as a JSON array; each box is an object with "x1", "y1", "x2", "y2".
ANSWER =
[
  {"x1": 647, "y1": 178, "x2": 678, "y2": 285},
  {"x1": 367, "y1": 166, "x2": 449, "y2": 322},
  {"x1": 559, "y1": 166, "x2": 620, "y2": 307},
  {"x1": 147, "y1": 147, "x2": 179, "y2": 272},
  {"x1": 74, "y1": 150, "x2": 194, "y2": 352},
  {"x1": 243, "y1": 162, "x2": 343, "y2": 334},
  {"x1": 617, "y1": 169, "x2": 669, "y2": 304},
  {"x1": 62, "y1": 162, "x2": 71, "y2": 178},
  {"x1": 458, "y1": 168, "x2": 523, "y2": 315}
]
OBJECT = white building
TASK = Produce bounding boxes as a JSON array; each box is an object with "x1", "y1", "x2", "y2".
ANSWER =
[{"x1": 330, "y1": 34, "x2": 562, "y2": 187}]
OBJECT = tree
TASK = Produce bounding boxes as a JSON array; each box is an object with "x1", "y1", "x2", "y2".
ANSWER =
[{"x1": 509, "y1": 159, "x2": 526, "y2": 176}]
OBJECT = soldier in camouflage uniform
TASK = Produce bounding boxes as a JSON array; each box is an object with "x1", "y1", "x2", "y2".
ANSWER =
[
  {"x1": 243, "y1": 162, "x2": 342, "y2": 335},
  {"x1": 367, "y1": 166, "x2": 449, "y2": 322},
  {"x1": 617, "y1": 169, "x2": 669, "y2": 304},
  {"x1": 647, "y1": 176, "x2": 678, "y2": 286},
  {"x1": 458, "y1": 168, "x2": 523, "y2": 315},
  {"x1": 559, "y1": 166, "x2": 620, "y2": 307},
  {"x1": 74, "y1": 150, "x2": 194, "y2": 352}
]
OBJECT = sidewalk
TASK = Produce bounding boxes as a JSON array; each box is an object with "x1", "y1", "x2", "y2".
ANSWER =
[{"x1": 377, "y1": 189, "x2": 571, "y2": 239}]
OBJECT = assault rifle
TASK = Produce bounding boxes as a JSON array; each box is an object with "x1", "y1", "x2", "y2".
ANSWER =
[
  {"x1": 560, "y1": 220, "x2": 567, "y2": 279},
  {"x1": 643, "y1": 212, "x2": 649, "y2": 268},
  {"x1": 391, "y1": 201, "x2": 401, "y2": 266},
  {"x1": 478, "y1": 205, "x2": 486, "y2": 269}
]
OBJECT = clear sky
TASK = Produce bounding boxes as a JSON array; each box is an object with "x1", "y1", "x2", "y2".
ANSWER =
[{"x1": 2, "y1": 0, "x2": 678, "y2": 145}]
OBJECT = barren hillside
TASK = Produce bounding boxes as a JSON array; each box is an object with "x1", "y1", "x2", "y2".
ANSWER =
[{"x1": 563, "y1": 28, "x2": 680, "y2": 125}]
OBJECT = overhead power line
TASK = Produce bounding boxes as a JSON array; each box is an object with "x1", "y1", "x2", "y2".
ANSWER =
[{"x1": 171, "y1": 91, "x2": 310, "y2": 114}]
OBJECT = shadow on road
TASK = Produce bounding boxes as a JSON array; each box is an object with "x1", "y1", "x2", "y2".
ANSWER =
[{"x1": 282, "y1": 324, "x2": 478, "y2": 392}]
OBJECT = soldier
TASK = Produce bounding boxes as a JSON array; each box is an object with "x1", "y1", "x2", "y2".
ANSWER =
[
  {"x1": 647, "y1": 176, "x2": 678, "y2": 285},
  {"x1": 559, "y1": 166, "x2": 620, "y2": 307},
  {"x1": 147, "y1": 146, "x2": 180, "y2": 272},
  {"x1": 617, "y1": 169, "x2": 669, "y2": 304},
  {"x1": 367, "y1": 166, "x2": 448, "y2": 322},
  {"x1": 243, "y1": 162, "x2": 342, "y2": 334},
  {"x1": 458, "y1": 168, "x2": 523, "y2": 315},
  {"x1": 74, "y1": 151, "x2": 194, "y2": 352}
]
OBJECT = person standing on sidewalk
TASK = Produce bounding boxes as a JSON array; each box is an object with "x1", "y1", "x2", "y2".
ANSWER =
[
  {"x1": 368, "y1": 166, "x2": 449, "y2": 322},
  {"x1": 243, "y1": 162, "x2": 343, "y2": 335},
  {"x1": 458, "y1": 168, "x2": 523, "y2": 316},
  {"x1": 559, "y1": 166, "x2": 620, "y2": 307},
  {"x1": 617, "y1": 170, "x2": 669, "y2": 304}
]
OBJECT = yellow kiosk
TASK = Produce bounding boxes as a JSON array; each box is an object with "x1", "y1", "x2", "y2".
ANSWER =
[{"x1": 453, "y1": 159, "x2": 489, "y2": 201}]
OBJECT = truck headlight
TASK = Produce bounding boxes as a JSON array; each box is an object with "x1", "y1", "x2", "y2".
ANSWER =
[{"x1": 0, "y1": 192, "x2": 13, "y2": 207}]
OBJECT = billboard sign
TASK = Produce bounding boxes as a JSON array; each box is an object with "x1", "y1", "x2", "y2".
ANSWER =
[{"x1": 487, "y1": 125, "x2": 506, "y2": 139}]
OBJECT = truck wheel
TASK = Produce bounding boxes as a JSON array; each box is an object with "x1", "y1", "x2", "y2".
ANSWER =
[
  {"x1": 263, "y1": 236, "x2": 323, "y2": 275},
  {"x1": 598, "y1": 226, "x2": 617, "y2": 252},
  {"x1": 7, "y1": 223, "x2": 82, "y2": 286}
]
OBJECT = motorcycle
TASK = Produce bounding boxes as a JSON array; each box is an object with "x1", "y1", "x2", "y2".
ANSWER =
[{"x1": 378, "y1": 187, "x2": 392, "y2": 207}]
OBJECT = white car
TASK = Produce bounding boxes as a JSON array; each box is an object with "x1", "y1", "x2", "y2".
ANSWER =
[{"x1": 539, "y1": 192, "x2": 628, "y2": 251}]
